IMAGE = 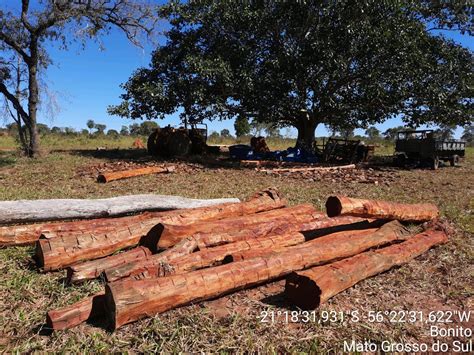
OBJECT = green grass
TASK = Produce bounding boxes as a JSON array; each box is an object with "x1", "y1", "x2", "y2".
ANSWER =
[{"x1": 0, "y1": 136, "x2": 472, "y2": 352}]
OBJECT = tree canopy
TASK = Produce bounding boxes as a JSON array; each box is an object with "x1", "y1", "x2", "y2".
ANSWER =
[
  {"x1": 0, "y1": 0, "x2": 157, "y2": 156},
  {"x1": 109, "y1": 0, "x2": 473, "y2": 150}
]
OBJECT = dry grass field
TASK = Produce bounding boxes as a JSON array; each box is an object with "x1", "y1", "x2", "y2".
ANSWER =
[{"x1": 0, "y1": 136, "x2": 472, "y2": 352}]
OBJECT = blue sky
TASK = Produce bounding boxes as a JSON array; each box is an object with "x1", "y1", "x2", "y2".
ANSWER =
[{"x1": 2, "y1": 5, "x2": 473, "y2": 138}]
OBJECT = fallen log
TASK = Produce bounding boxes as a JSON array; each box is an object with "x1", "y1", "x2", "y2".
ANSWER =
[
  {"x1": 261, "y1": 164, "x2": 356, "y2": 173},
  {"x1": 97, "y1": 166, "x2": 175, "y2": 183},
  {"x1": 155, "y1": 203, "x2": 320, "y2": 249},
  {"x1": 46, "y1": 292, "x2": 105, "y2": 330},
  {"x1": 195, "y1": 215, "x2": 374, "y2": 249},
  {"x1": 36, "y1": 188, "x2": 284, "y2": 271},
  {"x1": 0, "y1": 194, "x2": 240, "y2": 225},
  {"x1": 325, "y1": 195, "x2": 439, "y2": 222},
  {"x1": 105, "y1": 221, "x2": 409, "y2": 329},
  {"x1": 67, "y1": 246, "x2": 152, "y2": 284},
  {"x1": 229, "y1": 229, "x2": 377, "y2": 262},
  {"x1": 285, "y1": 229, "x2": 448, "y2": 309},
  {"x1": 104, "y1": 236, "x2": 199, "y2": 282},
  {"x1": 105, "y1": 215, "x2": 372, "y2": 282}
]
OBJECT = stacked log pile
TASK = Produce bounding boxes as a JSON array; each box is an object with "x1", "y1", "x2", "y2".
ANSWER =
[{"x1": 0, "y1": 189, "x2": 447, "y2": 332}]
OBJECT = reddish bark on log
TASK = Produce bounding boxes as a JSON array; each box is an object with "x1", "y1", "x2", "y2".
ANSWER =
[
  {"x1": 326, "y1": 195, "x2": 439, "y2": 222},
  {"x1": 285, "y1": 229, "x2": 448, "y2": 309},
  {"x1": 156, "y1": 204, "x2": 321, "y2": 249},
  {"x1": 105, "y1": 221, "x2": 409, "y2": 329},
  {"x1": 46, "y1": 292, "x2": 105, "y2": 330},
  {"x1": 229, "y1": 228, "x2": 377, "y2": 262},
  {"x1": 97, "y1": 166, "x2": 175, "y2": 183},
  {"x1": 105, "y1": 215, "x2": 372, "y2": 282},
  {"x1": 195, "y1": 215, "x2": 375, "y2": 248},
  {"x1": 36, "y1": 188, "x2": 285, "y2": 271},
  {"x1": 67, "y1": 246, "x2": 152, "y2": 284}
]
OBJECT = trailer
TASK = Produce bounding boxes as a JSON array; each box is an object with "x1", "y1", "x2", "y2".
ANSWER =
[{"x1": 394, "y1": 130, "x2": 465, "y2": 169}]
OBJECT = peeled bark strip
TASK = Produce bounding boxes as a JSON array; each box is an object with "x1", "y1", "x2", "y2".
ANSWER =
[
  {"x1": 67, "y1": 247, "x2": 152, "y2": 284},
  {"x1": 46, "y1": 292, "x2": 105, "y2": 330},
  {"x1": 156, "y1": 204, "x2": 320, "y2": 249},
  {"x1": 36, "y1": 188, "x2": 285, "y2": 271},
  {"x1": 97, "y1": 166, "x2": 175, "y2": 183},
  {"x1": 0, "y1": 194, "x2": 240, "y2": 225},
  {"x1": 326, "y1": 195, "x2": 439, "y2": 222},
  {"x1": 195, "y1": 215, "x2": 373, "y2": 248},
  {"x1": 285, "y1": 229, "x2": 448, "y2": 309},
  {"x1": 105, "y1": 221, "x2": 409, "y2": 329}
]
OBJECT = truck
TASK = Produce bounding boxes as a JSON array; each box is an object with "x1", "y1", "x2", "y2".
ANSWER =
[{"x1": 394, "y1": 130, "x2": 465, "y2": 169}]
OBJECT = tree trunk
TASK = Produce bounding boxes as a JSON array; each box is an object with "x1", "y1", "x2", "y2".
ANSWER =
[
  {"x1": 27, "y1": 39, "x2": 40, "y2": 157},
  {"x1": 295, "y1": 116, "x2": 318, "y2": 152},
  {"x1": 104, "y1": 214, "x2": 371, "y2": 282},
  {"x1": 285, "y1": 229, "x2": 448, "y2": 309},
  {"x1": 36, "y1": 189, "x2": 284, "y2": 270},
  {"x1": 155, "y1": 204, "x2": 319, "y2": 249},
  {"x1": 105, "y1": 221, "x2": 409, "y2": 329},
  {"x1": 66, "y1": 246, "x2": 152, "y2": 284},
  {"x1": 97, "y1": 166, "x2": 175, "y2": 183},
  {"x1": 0, "y1": 194, "x2": 240, "y2": 225},
  {"x1": 325, "y1": 196, "x2": 439, "y2": 222}
]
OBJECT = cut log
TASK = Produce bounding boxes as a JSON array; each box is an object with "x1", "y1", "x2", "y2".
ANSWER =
[
  {"x1": 195, "y1": 215, "x2": 374, "y2": 249},
  {"x1": 229, "y1": 229, "x2": 377, "y2": 262},
  {"x1": 67, "y1": 246, "x2": 152, "y2": 284},
  {"x1": 131, "y1": 228, "x2": 378, "y2": 280},
  {"x1": 36, "y1": 188, "x2": 285, "y2": 271},
  {"x1": 156, "y1": 203, "x2": 320, "y2": 249},
  {"x1": 97, "y1": 166, "x2": 175, "y2": 183},
  {"x1": 105, "y1": 221, "x2": 409, "y2": 329},
  {"x1": 261, "y1": 164, "x2": 356, "y2": 173},
  {"x1": 326, "y1": 195, "x2": 439, "y2": 222},
  {"x1": 104, "y1": 236, "x2": 199, "y2": 282},
  {"x1": 46, "y1": 292, "x2": 105, "y2": 330},
  {"x1": 285, "y1": 229, "x2": 448, "y2": 309},
  {"x1": 105, "y1": 215, "x2": 372, "y2": 282},
  {"x1": 0, "y1": 194, "x2": 240, "y2": 225}
]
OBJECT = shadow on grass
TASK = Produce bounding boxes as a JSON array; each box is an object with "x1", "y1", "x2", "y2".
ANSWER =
[
  {"x1": 0, "y1": 152, "x2": 17, "y2": 168},
  {"x1": 60, "y1": 148, "x2": 243, "y2": 170}
]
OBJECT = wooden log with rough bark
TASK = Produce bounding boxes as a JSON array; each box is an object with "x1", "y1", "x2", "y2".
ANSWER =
[
  {"x1": 104, "y1": 215, "x2": 372, "y2": 283},
  {"x1": 325, "y1": 195, "x2": 439, "y2": 222},
  {"x1": 35, "y1": 188, "x2": 285, "y2": 271},
  {"x1": 104, "y1": 221, "x2": 409, "y2": 329},
  {"x1": 46, "y1": 292, "x2": 105, "y2": 330},
  {"x1": 97, "y1": 166, "x2": 176, "y2": 183},
  {"x1": 155, "y1": 203, "x2": 320, "y2": 249},
  {"x1": 67, "y1": 247, "x2": 152, "y2": 284},
  {"x1": 228, "y1": 229, "x2": 377, "y2": 262},
  {"x1": 195, "y1": 215, "x2": 374, "y2": 249},
  {"x1": 285, "y1": 229, "x2": 448, "y2": 309},
  {"x1": 0, "y1": 194, "x2": 240, "y2": 225}
]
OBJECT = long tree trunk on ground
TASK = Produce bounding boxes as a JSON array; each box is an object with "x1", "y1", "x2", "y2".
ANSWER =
[
  {"x1": 104, "y1": 215, "x2": 374, "y2": 283},
  {"x1": 105, "y1": 221, "x2": 410, "y2": 329},
  {"x1": 36, "y1": 189, "x2": 284, "y2": 270},
  {"x1": 155, "y1": 204, "x2": 320, "y2": 249},
  {"x1": 284, "y1": 229, "x2": 448, "y2": 309},
  {"x1": 295, "y1": 114, "x2": 318, "y2": 152}
]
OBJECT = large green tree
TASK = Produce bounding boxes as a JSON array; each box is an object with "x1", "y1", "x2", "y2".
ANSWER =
[
  {"x1": 0, "y1": 0, "x2": 157, "y2": 156},
  {"x1": 109, "y1": 1, "x2": 473, "y2": 150}
]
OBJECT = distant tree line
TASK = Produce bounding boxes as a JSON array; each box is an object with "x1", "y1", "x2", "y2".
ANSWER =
[{"x1": 0, "y1": 120, "x2": 160, "y2": 139}]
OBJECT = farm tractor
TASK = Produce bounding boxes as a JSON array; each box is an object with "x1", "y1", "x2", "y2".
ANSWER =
[{"x1": 147, "y1": 122, "x2": 209, "y2": 157}]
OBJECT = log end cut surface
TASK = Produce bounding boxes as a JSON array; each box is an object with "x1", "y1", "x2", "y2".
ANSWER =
[
  {"x1": 325, "y1": 196, "x2": 343, "y2": 217},
  {"x1": 285, "y1": 272, "x2": 322, "y2": 310}
]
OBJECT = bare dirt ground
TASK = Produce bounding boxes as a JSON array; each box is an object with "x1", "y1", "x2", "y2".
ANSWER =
[{"x1": 0, "y1": 146, "x2": 472, "y2": 352}]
